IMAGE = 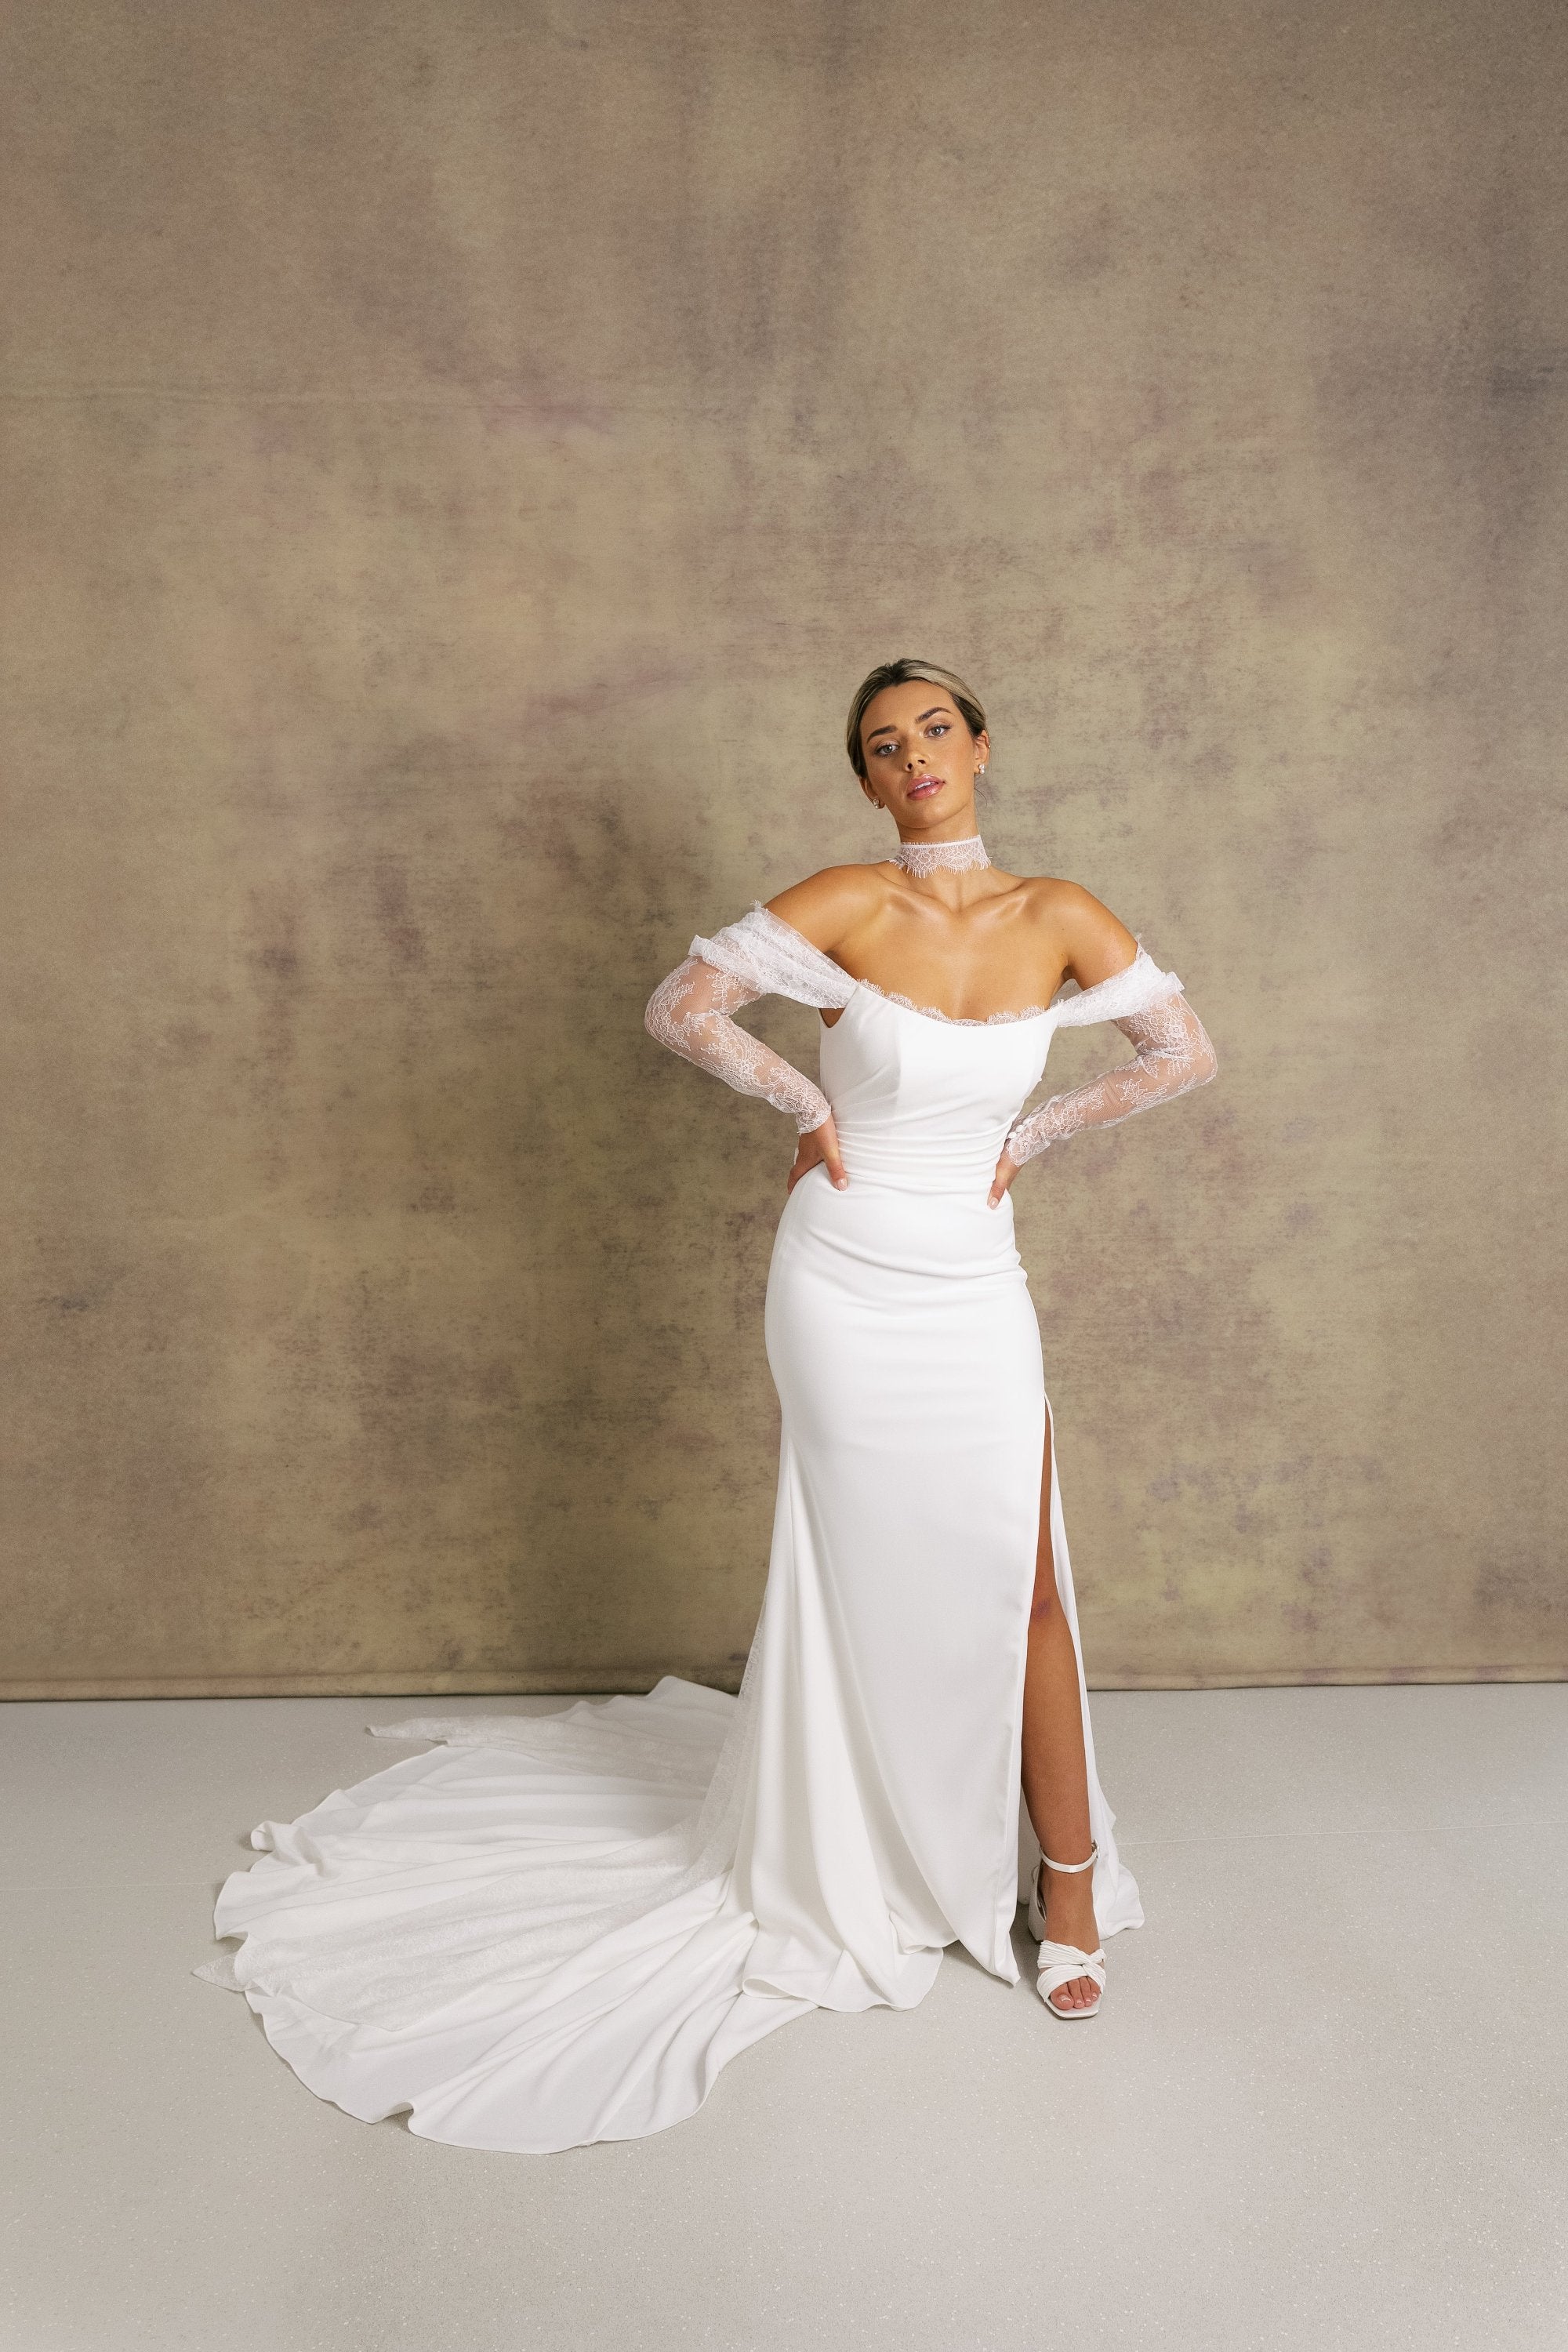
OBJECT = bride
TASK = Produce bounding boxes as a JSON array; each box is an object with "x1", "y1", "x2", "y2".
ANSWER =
[{"x1": 199, "y1": 659, "x2": 1218, "y2": 2154}]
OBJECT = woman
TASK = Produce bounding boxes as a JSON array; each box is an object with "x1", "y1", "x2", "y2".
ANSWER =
[{"x1": 200, "y1": 660, "x2": 1216, "y2": 2154}]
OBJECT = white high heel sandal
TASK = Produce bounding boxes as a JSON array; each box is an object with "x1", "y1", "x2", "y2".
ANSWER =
[{"x1": 1025, "y1": 1839, "x2": 1106, "y2": 2020}]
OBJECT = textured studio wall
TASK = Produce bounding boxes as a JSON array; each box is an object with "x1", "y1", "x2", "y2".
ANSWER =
[{"x1": 3, "y1": 0, "x2": 1564, "y2": 1698}]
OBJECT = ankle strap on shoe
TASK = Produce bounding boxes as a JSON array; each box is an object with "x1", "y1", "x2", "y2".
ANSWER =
[{"x1": 1040, "y1": 1838, "x2": 1098, "y2": 1875}]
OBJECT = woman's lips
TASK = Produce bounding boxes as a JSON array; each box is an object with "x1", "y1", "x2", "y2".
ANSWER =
[{"x1": 906, "y1": 779, "x2": 944, "y2": 799}]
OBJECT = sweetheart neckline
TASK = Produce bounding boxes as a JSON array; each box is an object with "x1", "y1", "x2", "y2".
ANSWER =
[
  {"x1": 750, "y1": 900, "x2": 1156, "y2": 1025},
  {"x1": 836, "y1": 977, "x2": 1056, "y2": 1030}
]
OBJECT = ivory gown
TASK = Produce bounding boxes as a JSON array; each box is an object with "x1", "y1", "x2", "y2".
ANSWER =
[{"x1": 199, "y1": 899, "x2": 1215, "y2": 2153}]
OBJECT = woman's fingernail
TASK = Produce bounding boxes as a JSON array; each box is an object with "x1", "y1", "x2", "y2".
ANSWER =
[{"x1": 835, "y1": 1177, "x2": 848, "y2": 1189}]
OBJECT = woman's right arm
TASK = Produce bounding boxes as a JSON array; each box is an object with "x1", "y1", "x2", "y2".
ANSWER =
[
  {"x1": 644, "y1": 898, "x2": 858, "y2": 1187},
  {"x1": 644, "y1": 953, "x2": 834, "y2": 1134}
]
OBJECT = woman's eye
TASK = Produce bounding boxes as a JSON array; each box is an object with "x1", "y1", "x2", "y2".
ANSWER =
[{"x1": 927, "y1": 724, "x2": 949, "y2": 739}]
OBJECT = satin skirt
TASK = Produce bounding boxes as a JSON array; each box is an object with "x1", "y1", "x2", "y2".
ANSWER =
[{"x1": 201, "y1": 1144, "x2": 1142, "y2": 2153}]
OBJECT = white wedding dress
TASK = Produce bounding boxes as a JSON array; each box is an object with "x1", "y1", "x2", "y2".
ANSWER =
[{"x1": 198, "y1": 893, "x2": 1215, "y2": 2153}]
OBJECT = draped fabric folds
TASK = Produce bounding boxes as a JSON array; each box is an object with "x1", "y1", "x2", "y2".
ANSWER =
[{"x1": 200, "y1": 916, "x2": 1214, "y2": 2153}]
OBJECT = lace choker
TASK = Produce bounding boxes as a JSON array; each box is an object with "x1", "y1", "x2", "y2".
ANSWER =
[{"x1": 892, "y1": 833, "x2": 991, "y2": 879}]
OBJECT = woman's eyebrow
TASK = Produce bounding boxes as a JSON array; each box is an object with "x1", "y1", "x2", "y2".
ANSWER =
[{"x1": 867, "y1": 704, "x2": 952, "y2": 742}]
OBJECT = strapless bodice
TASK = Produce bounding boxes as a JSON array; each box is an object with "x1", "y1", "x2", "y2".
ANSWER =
[{"x1": 818, "y1": 985, "x2": 1054, "y2": 1193}]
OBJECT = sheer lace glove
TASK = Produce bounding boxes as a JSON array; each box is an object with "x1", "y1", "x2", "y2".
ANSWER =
[
  {"x1": 644, "y1": 953, "x2": 834, "y2": 1134},
  {"x1": 644, "y1": 904, "x2": 856, "y2": 1136},
  {"x1": 1004, "y1": 993, "x2": 1218, "y2": 1168}
]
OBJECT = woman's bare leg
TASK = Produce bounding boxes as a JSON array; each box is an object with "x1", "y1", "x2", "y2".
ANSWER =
[{"x1": 1019, "y1": 1400, "x2": 1101, "y2": 2009}]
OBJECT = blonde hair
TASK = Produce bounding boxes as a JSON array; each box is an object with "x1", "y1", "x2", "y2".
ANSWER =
[{"x1": 845, "y1": 659, "x2": 989, "y2": 781}]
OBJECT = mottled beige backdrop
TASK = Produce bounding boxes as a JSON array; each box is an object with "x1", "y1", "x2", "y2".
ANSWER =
[{"x1": 3, "y1": 0, "x2": 1564, "y2": 1697}]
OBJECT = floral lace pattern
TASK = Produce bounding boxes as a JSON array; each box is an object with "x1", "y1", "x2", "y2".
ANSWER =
[
  {"x1": 687, "y1": 904, "x2": 855, "y2": 1011},
  {"x1": 852, "y1": 975, "x2": 1052, "y2": 1027},
  {"x1": 644, "y1": 953, "x2": 836, "y2": 1134},
  {"x1": 1004, "y1": 993, "x2": 1218, "y2": 1166},
  {"x1": 645, "y1": 900, "x2": 1216, "y2": 1157},
  {"x1": 892, "y1": 833, "x2": 992, "y2": 877}
]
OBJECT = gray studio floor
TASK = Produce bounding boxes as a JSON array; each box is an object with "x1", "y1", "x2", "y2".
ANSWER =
[{"x1": 2, "y1": 1684, "x2": 1563, "y2": 2352}]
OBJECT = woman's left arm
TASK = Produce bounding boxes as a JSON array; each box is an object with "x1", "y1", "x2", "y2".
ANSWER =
[{"x1": 989, "y1": 887, "x2": 1218, "y2": 1204}]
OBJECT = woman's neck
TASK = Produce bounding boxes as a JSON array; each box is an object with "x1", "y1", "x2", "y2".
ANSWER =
[{"x1": 891, "y1": 832, "x2": 990, "y2": 880}]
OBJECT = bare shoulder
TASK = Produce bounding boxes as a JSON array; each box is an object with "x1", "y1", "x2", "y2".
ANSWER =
[
  {"x1": 764, "y1": 863, "x2": 888, "y2": 953},
  {"x1": 1009, "y1": 874, "x2": 1140, "y2": 989}
]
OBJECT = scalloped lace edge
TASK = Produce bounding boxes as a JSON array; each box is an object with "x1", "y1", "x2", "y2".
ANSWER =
[
  {"x1": 851, "y1": 976, "x2": 1054, "y2": 1027},
  {"x1": 740, "y1": 902, "x2": 1174, "y2": 1031}
]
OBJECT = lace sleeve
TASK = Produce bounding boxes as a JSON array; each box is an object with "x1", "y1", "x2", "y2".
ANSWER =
[
  {"x1": 644, "y1": 905, "x2": 855, "y2": 1136},
  {"x1": 1004, "y1": 949, "x2": 1218, "y2": 1168}
]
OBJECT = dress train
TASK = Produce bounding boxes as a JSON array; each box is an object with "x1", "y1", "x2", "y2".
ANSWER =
[{"x1": 200, "y1": 913, "x2": 1214, "y2": 2152}]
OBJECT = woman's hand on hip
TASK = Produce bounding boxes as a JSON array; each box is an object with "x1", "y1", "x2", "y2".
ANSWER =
[
  {"x1": 787, "y1": 1116, "x2": 848, "y2": 1195},
  {"x1": 987, "y1": 1148, "x2": 1021, "y2": 1209}
]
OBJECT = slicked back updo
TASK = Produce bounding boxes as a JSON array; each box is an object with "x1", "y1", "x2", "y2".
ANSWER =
[{"x1": 845, "y1": 659, "x2": 989, "y2": 782}]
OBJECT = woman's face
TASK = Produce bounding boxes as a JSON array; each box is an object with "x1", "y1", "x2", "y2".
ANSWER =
[{"x1": 857, "y1": 680, "x2": 989, "y2": 829}]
